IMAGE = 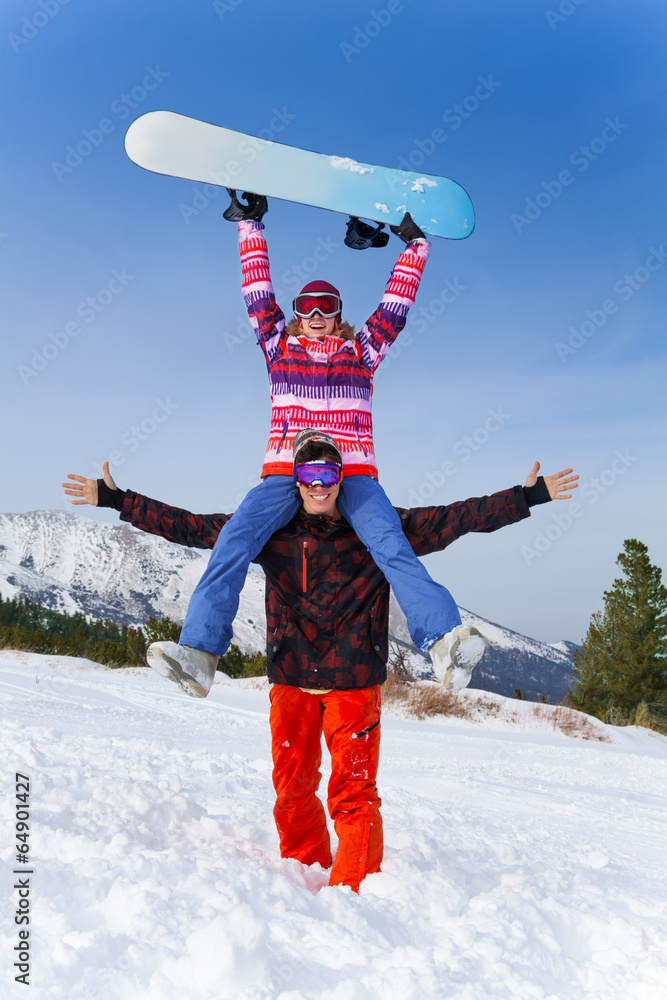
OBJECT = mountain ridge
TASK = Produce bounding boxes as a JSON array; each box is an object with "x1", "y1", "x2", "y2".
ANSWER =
[{"x1": 0, "y1": 509, "x2": 577, "y2": 701}]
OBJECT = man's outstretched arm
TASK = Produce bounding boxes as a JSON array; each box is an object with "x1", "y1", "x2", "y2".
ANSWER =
[
  {"x1": 398, "y1": 465, "x2": 578, "y2": 557},
  {"x1": 62, "y1": 462, "x2": 230, "y2": 550}
]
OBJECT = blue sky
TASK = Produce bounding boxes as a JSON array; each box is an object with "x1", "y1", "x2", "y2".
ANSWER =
[{"x1": 2, "y1": 0, "x2": 666, "y2": 644}]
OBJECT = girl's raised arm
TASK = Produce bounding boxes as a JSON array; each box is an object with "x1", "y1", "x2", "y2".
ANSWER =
[
  {"x1": 237, "y1": 220, "x2": 286, "y2": 366},
  {"x1": 356, "y1": 235, "x2": 431, "y2": 372}
]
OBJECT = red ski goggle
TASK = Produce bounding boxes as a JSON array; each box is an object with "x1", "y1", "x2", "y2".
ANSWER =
[
  {"x1": 293, "y1": 461, "x2": 343, "y2": 487},
  {"x1": 292, "y1": 292, "x2": 342, "y2": 319}
]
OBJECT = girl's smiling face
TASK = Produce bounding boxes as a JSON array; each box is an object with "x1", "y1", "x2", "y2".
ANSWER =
[{"x1": 298, "y1": 313, "x2": 337, "y2": 339}]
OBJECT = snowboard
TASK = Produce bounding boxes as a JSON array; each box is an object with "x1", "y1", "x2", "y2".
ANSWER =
[{"x1": 124, "y1": 111, "x2": 474, "y2": 240}]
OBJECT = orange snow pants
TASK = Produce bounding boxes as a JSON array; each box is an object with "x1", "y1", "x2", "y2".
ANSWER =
[{"x1": 269, "y1": 683, "x2": 383, "y2": 893}]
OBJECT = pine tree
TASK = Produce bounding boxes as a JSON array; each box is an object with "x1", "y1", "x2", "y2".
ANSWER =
[
  {"x1": 0, "y1": 594, "x2": 147, "y2": 667},
  {"x1": 218, "y1": 643, "x2": 266, "y2": 678},
  {"x1": 569, "y1": 539, "x2": 667, "y2": 719},
  {"x1": 143, "y1": 615, "x2": 182, "y2": 645},
  {"x1": 125, "y1": 627, "x2": 147, "y2": 666},
  {"x1": 567, "y1": 611, "x2": 617, "y2": 718}
]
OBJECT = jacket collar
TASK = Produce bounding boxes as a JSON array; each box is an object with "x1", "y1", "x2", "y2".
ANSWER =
[{"x1": 296, "y1": 506, "x2": 348, "y2": 534}]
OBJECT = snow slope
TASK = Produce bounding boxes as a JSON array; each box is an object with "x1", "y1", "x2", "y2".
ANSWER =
[
  {"x1": 2, "y1": 651, "x2": 666, "y2": 1000},
  {"x1": 0, "y1": 510, "x2": 576, "y2": 701}
]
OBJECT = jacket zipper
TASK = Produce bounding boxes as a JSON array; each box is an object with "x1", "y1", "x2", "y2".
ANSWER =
[
  {"x1": 302, "y1": 540, "x2": 308, "y2": 593},
  {"x1": 354, "y1": 414, "x2": 368, "y2": 457},
  {"x1": 277, "y1": 413, "x2": 290, "y2": 453}
]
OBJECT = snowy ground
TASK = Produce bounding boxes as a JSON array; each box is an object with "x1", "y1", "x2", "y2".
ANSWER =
[{"x1": 2, "y1": 651, "x2": 667, "y2": 1000}]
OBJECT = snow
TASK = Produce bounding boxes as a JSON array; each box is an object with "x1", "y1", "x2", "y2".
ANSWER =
[
  {"x1": 328, "y1": 156, "x2": 373, "y2": 175},
  {"x1": 2, "y1": 650, "x2": 667, "y2": 1000},
  {"x1": 411, "y1": 178, "x2": 438, "y2": 193}
]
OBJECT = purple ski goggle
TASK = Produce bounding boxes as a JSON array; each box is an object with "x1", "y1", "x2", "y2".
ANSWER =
[
  {"x1": 292, "y1": 292, "x2": 342, "y2": 319},
  {"x1": 293, "y1": 461, "x2": 343, "y2": 488}
]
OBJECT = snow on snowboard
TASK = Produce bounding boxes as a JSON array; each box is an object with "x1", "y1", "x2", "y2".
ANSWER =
[{"x1": 124, "y1": 111, "x2": 474, "y2": 239}]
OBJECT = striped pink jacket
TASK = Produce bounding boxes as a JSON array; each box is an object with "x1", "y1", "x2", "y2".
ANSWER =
[{"x1": 239, "y1": 220, "x2": 430, "y2": 478}]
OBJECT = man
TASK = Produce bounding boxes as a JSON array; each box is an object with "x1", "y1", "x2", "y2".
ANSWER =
[{"x1": 63, "y1": 438, "x2": 577, "y2": 891}]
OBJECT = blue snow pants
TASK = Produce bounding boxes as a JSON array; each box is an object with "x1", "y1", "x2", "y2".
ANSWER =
[{"x1": 179, "y1": 474, "x2": 461, "y2": 655}]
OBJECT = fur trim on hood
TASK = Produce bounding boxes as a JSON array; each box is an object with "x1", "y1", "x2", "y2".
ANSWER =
[{"x1": 285, "y1": 318, "x2": 356, "y2": 341}]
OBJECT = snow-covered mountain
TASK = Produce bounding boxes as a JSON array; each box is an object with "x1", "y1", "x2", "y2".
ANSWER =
[{"x1": 0, "y1": 509, "x2": 576, "y2": 701}]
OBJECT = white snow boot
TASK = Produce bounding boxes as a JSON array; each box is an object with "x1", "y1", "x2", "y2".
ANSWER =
[
  {"x1": 429, "y1": 624, "x2": 486, "y2": 690},
  {"x1": 146, "y1": 641, "x2": 218, "y2": 698}
]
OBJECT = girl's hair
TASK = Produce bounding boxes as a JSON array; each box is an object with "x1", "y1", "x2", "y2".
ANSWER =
[
  {"x1": 294, "y1": 440, "x2": 342, "y2": 465},
  {"x1": 285, "y1": 318, "x2": 356, "y2": 341}
]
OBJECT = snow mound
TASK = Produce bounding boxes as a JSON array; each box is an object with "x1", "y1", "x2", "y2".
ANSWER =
[{"x1": 2, "y1": 651, "x2": 667, "y2": 999}]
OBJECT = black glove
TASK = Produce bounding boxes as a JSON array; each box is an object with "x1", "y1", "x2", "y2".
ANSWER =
[
  {"x1": 390, "y1": 212, "x2": 426, "y2": 243},
  {"x1": 523, "y1": 478, "x2": 552, "y2": 507},
  {"x1": 222, "y1": 189, "x2": 268, "y2": 222},
  {"x1": 97, "y1": 479, "x2": 126, "y2": 511},
  {"x1": 344, "y1": 216, "x2": 390, "y2": 250}
]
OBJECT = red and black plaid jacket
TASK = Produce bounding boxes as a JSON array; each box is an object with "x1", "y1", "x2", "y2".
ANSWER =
[{"x1": 119, "y1": 485, "x2": 535, "y2": 690}]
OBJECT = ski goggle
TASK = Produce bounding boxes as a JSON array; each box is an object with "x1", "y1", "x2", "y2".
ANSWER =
[
  {"x1": 293, "y1": 461, "x2": 343, "y2": 487},
  {"x1": 292, "y1": 292, "x2": 342, "y2": 319}
]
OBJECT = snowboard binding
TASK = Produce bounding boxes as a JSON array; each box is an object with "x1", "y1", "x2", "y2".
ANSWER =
[
  {"x1": 344, "y1": 216, "x2": 390, "y2": 251},
  {"x1": 223, "y1": 188, "x2": 268, "y2": 222}
]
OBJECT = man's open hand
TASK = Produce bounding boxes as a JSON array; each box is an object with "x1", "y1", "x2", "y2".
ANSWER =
[
  {"x1": 525, "y1": 461, "x2": 579, "y2": 500},
  {"x1": 62, "y1": 461, "x2": 117, "y2": 506}
]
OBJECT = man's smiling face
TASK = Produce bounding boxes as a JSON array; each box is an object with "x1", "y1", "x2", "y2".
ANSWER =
[{"x1": 297, "y1": 479, "x2": 341, "y2": 518}]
